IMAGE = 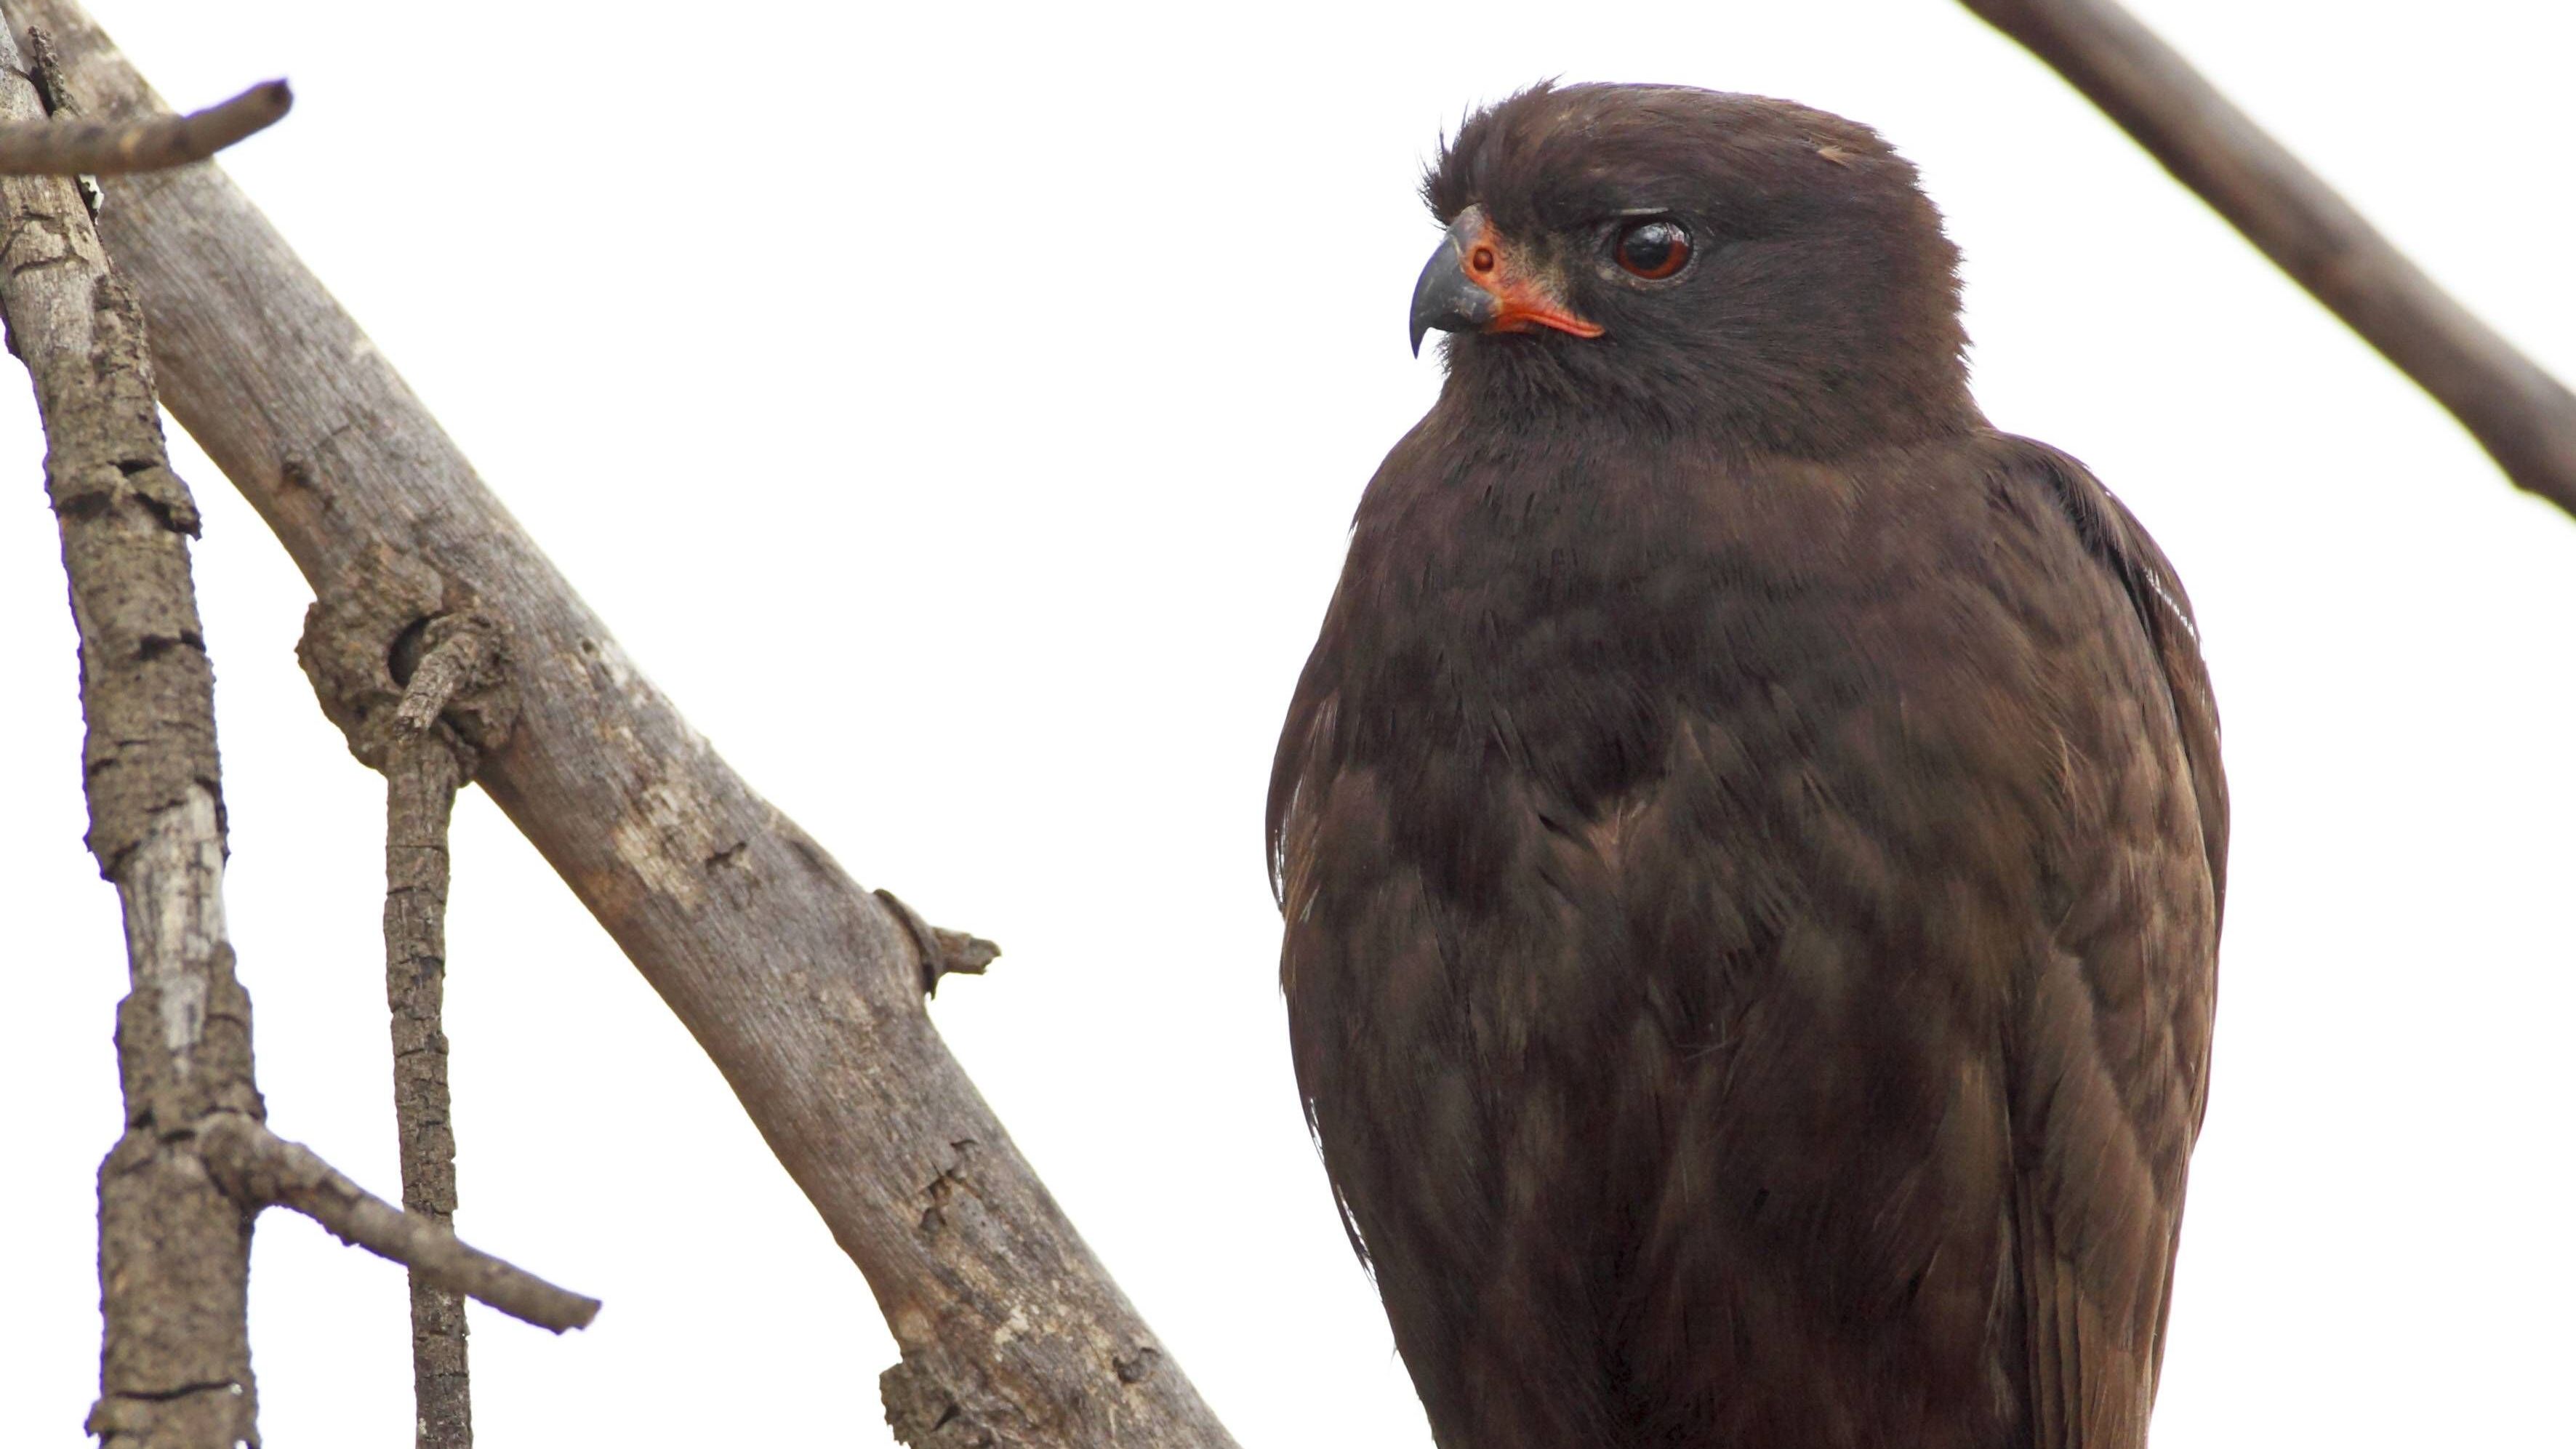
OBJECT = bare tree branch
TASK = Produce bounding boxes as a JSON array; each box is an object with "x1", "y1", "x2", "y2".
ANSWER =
[
  {"x1": 388, "y1": 734, "x2": 476, "y2": 1439},
  {"x1": 354, "y1": 609, "x2": 512, "y2": 1447},
  {"x1": 383, "y1": 720, "x2": 474, "y2": 1442},
  {"x1": 0, "y1": 20, "x2": 263, "y2": 1443},
  {"x1": 9, "y1": 3, "x2": 1239, "y2": 1443},
  {"x1": 1959, "y1": 0, "x2": 2576, "y2": 519},
  {"x1": 197, "y1": 1115, "x2": 601, "y2": 1336},
  {"x1": 1, "y1": 15, "x2": 587, "y2": 1438},
  {"x1": 6, "y1": 43, "x2": 286, "y2": 174}
]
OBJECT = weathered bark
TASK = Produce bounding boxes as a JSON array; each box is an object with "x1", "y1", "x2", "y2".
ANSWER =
[
  {"x1": 302, "y1": 592, "x2": 511, "y2": 1448},
  {"x1": 9, "y1": 3, "x2": 1237, "y2": 1443},
  {"x1": 195, "y1": 1117, "x2": 597, "y2": 1336},
  {"x1": 1960, "y1": 0, "x2": 2576, "y2": 518},
  {"x1": 4, "y1": 16, "x2": 595, "y2": 1442},
  {"x1": 0, "y1": 22, "x2": 262, "y2": 1445},
  {"x1": 387, "y1": 732, "x2": 472, "y2": 1448}
]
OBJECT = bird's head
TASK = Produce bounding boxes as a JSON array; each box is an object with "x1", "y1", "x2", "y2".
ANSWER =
[{"x1": 1413, "y1": 82, "x2": 1976, "y2": 452}]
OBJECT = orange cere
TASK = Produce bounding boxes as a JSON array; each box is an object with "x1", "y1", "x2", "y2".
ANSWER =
[{"x1": 1461, "y1": 217, "x2": 1605, "y2": 340}]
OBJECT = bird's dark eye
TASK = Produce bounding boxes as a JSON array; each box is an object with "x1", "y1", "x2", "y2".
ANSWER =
[{"x1": 1615, "y1": 218, "x2": 1691, "y2": 280}]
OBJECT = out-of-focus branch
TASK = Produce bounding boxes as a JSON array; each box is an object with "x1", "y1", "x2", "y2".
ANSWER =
[
  {"x1": 11, "y1": 2, "x2": 1236, "y2": 1443},
  {"x1": 1960, "y1": 0, "x2": 2576, "y2": 520},
  {"x1": 9, "y1": 28, "x2": 285, "y2": 174},
  {"x1": 199, "y1": 1116, "x2": 601, "y2": 1336}
]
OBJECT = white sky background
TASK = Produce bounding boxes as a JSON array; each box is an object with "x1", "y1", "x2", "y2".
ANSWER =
[{"x1": 3, "y1": 1, "x2": 2572, "y2": 1443}]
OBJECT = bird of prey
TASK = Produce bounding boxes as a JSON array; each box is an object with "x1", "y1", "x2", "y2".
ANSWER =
[{"x1": 1268, "y1": 83, "x2": 2225, "y2": 1449}]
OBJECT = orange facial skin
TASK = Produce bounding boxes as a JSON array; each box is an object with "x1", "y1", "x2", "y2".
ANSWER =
[{"x1": 1456, "y1": 210, "x2": 1606, "y2": 340}]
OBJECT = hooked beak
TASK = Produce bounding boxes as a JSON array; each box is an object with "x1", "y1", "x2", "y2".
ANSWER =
[{"x1": 1408, "y1": 206, "x2": 1605, "y2": 356}]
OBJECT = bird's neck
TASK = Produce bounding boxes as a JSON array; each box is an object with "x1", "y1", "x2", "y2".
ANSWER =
[{"x1": 1438, "y1": 333, "x2": 1981, "y2": 459}]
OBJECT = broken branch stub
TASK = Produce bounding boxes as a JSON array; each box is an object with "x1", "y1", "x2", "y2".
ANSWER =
[
  {"x1": 7, "y1": 22, "x2": 287, "y2": 176},
  {"x1": 876, "y1": 887, "x2": 1003, "y2": 995}
]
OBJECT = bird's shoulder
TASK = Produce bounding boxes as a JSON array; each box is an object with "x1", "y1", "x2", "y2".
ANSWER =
[
  {"x1": 1981, "y1": 432, "x2": 2228, "y2": 923},
  {"x1": 1269, "y1": 422, "x2": 2225, "y2": 921}
]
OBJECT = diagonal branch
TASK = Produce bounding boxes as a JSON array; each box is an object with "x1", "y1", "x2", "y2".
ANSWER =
[
  {"x1": 1959, "y1": 0, "x2": 2576, "y2": 519},
  {"x1": 198, "y1": 1115, "x2": 601, "y2": 1335},
  {"x1": 9, "y1": 3, "x2": 1237, "y2": 1444}
]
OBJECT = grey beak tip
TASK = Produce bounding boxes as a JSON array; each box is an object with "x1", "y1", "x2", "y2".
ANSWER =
[{"x1": 1408, "y1": 224, "x2": 1493, "y2": 358}]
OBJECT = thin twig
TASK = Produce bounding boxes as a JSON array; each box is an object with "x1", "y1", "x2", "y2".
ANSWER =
[
  {"x1": 1959, "y1": 0, "x2": 2576, "y2": 518},
  {"x1": 0, "y1": 72, "x2": 287, "y2": 174},
  {"x1": 199, "y1": 1115, "x2": 602, "y2": 1335},
  {"x1": 381, "y1": 617, "x2": 502, "y2": 1446},
  {"x1": 385, "y1": 715, "x2": 474, "y2": 1446}
]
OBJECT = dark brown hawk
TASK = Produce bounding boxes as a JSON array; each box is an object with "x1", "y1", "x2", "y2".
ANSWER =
[{"x1": 1268, "y1": 83, "x2": 2225, "y2": 1449}]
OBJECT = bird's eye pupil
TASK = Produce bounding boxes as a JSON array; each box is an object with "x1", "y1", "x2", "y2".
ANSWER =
[
  {"x1": 1470, "y1": 245, "x2": 1498, "y2": 275},
  {"x1": 1616, "y1": 219, "x2": 1691, "y2": 279}
]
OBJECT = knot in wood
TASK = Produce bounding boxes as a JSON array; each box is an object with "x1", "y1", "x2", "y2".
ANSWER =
[
  {"x1": 1113, "y1": 1344, "x2": 1162, "y2": 1385},
  {"x1": 297, "y1": 542, "x2": 517, "y2": 772}
]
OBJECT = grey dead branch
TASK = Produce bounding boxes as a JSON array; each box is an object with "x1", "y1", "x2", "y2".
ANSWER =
[
  {"x1": 12, "y1": 0, "x2": 2575, "y2": 1445},
  {"x1": 0, "y1": 12, "x2": 595, "y2": 1447},
  {"x1": 297, "y1": 542, "x2": 518, "y2": 1448},
  {"x1": 10, "y1": 0, "x2": 1233, "y2": 1444}
]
